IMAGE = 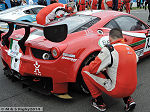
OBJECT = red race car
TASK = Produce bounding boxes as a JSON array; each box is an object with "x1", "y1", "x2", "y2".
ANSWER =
[{"x1": 0, "y1": 10, "x2": 150, "y2": 98}]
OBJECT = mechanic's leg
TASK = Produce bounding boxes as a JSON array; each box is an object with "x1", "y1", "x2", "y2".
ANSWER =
[
  {"x1": 112, "y1": 0, "x2": 118, "y2": 10},
  {"x1": 125, "y1": 3, "x2": 128, "y2": 13},
  {"x1": 128, "y1": 3, "x2": 130, "y2": 14},
  {"x1": 126, "y1": 3, "x2": 130, "y2": 14},
  {"x1": 81, "y1": 66, "x2": 103, "y2": 98},
  {"x1": 81, "y1": 66, "x2": 107, "y2": 111},
  {"x1": 98, "y1": 0, "x2": 102, "y2": 9}
]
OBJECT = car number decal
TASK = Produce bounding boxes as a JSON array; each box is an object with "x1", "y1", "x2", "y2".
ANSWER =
[
  {"x1": 144, "y1": 37, "x2": 150, "y2": 52},
  {"x1": 98, "y1": 36, "x2": 110, "y2": 48}
]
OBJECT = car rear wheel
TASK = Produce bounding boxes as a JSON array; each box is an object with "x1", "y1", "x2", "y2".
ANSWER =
[{"x1": 76, "y1": 51, "x2": 99, "y2": 94}]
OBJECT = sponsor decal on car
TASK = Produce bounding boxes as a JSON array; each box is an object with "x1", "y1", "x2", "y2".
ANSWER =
[
  {"x1": 98, "y1": 36, "x2": 110, "y2": 48},
  {"x1": 135, "y1": 48, "x2": 144, "y2": 57},
  {"x1": 61, "y1": 56, "x2": 77, "y2": 62},
  {"x1": 63, "y1": 53, "x2": 75, "y2": 58},
  {"x1": 34, "y1": 61, "x2": 41, "y2": 76},
  {"x1": 7, "y1": 39, "x2": 22, "y2": 72},
  {"x1": 62, "y1": 53, "x2": 77, "y2": 62}
]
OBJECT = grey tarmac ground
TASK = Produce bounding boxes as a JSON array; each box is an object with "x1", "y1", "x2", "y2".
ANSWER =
[{"x1": 0, "y1": 9, "x2": 150, "y2": 112}]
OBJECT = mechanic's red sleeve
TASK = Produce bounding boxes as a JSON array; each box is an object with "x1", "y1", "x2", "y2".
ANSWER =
[{"x1": 88, "y1": 56, "x2": 102, "y2": 74}]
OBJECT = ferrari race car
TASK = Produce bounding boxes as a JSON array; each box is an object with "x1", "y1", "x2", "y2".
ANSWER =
[
  {"x1": 0, "y1": 10, "x2": 150, "y2": 98},
  {"x1": 0, "y1": 5, "x2": 45, "y2": 31}
]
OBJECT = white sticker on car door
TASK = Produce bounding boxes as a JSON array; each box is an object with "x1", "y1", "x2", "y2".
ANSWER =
[{"x1": 98, "y1": 36, "x2": 110, "y2": 48}]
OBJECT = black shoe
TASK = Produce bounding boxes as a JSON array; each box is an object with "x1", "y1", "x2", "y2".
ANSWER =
[
  {"x1": 124, "y1": 97, "x2": 136, "y2": 111},
  {"x1": 91, "y1": 99, "x2": 106, "y2": 111}
]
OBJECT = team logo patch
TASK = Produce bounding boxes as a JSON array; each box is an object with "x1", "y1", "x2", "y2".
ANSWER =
[{"x1": 34, "y1": 61, "x2": 41, "y2": 76}]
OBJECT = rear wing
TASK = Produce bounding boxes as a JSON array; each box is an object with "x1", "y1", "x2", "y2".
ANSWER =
[{"x1": 0, "y1": 19, "x2": 68, "y2": 54}]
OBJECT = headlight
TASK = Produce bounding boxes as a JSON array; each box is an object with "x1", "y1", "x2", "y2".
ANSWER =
[
  {"x1": 51, "y1": 47, "x2": 61, "y2": 58},
  {"x1": 42, "y1": 53, "x2": 50, "y2": 60}
]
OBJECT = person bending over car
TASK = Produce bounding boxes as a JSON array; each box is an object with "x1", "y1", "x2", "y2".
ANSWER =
[
  {"x1": 36, "y1": 3, "x2": 75, "y2": 25},
  {"x1": 81, "y1": 28, "x2": 138, "y2": 111}
]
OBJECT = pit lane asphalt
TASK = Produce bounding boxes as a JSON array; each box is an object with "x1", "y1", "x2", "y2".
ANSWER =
[{"x1": 0, "y1": 9, "x2": 150, "y2": 112}]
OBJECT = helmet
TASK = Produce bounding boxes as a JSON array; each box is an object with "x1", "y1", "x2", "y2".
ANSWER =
[
  {"x1": 65, "y1": 2, "x2": 75, "y2": 13},
  {"x1": 67, "y1": 7, "x2": 74, "y2": 13}
]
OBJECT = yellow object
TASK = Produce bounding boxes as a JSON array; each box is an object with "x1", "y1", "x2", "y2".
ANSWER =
[{"x1": 54, "y1": 93, "x2": 72, "y2": 99}]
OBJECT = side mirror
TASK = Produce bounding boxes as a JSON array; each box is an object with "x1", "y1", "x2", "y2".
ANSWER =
[
  {"x1": 97, "y1": 29, "x2": 104, "y2": 35},
  {"x1": 97, "y1": 28, "x2": 110, "y2": 35}
]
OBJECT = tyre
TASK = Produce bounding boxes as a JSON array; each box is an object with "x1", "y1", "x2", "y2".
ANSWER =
[{"x1": 76, "y1": 51, "x2": 99, "y2": 94}]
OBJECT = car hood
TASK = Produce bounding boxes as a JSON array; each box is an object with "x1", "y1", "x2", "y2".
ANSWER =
[{"x1": 0, "y1": 12, "x2": 27, "y2": 20}]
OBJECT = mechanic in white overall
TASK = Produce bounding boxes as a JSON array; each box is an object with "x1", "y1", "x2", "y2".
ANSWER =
[{"x1": 81, "y1": 28, "x2": 138, "y2": 111}]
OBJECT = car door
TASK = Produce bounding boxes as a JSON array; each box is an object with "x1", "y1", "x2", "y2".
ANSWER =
[{"x1": 104, "y1": 15, "x2": 150, "y2": 57}]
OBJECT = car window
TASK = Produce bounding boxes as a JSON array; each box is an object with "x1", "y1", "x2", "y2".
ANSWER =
[
  {"x1": 31, "y1": 7, "x2": 44, "y2": 14},
  {"x1": 50, "y1": 15, "x2": 100, "y2": 33},
  {"x1": 24, "y1": 9, "x2": 34, "y2": 14},
  {"x1": 31, "y1": 15, "x2": 100, "y2": 36},
  {"x1": 104, "y1": 20, "x2": 120, "y2": 29},
  {"x1": 114, "y1": 16, "x2": 148, "y2": 31},
  {"x1": 72, "y1": 17, "x2": 100, "y2": 33}
]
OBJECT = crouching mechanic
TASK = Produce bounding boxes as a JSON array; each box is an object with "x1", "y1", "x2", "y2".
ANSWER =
[
  {"x1": 36, "y1": 3, "x2": 75, "y2": 25},
  {"x1": 81, "y1": 28, "x2": 138, "y2": 111}
]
